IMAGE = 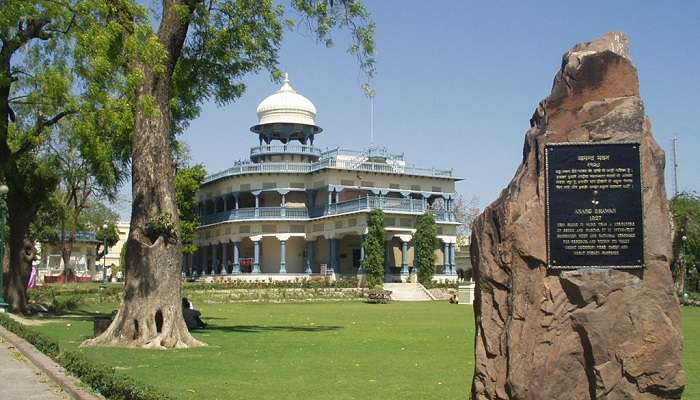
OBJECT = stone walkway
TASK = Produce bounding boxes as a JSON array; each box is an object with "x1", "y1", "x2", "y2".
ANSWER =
[{"x1": 0, "y1": 337, "x2": 71, "y2": 400}]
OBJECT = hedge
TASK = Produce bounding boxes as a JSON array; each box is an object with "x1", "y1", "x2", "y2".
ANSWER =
[{"x1": 0, "y1": 313, "x2": 172, "y2": 400}]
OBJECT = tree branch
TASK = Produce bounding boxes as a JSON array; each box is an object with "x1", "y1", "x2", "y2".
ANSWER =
[{"x1": 12, "y1": 109, "x2": 76, "y2": 157}]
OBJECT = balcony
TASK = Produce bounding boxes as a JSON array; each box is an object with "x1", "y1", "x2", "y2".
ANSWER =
[
  {"x1": 250, "y1": 144, "x2": 322, "y2": 161},
  {"x1": 200, "y1": 196, "x2": 455, "y2": 225},
  {"x1": 311, "y1": 196, "x2": 455, "y2": 222},
  {"x1": 203, "y1": 148, "x2": 456, "y2": 184},
  {"x1": 202, "y1": 207, "x2": 309, "y2": 225}
]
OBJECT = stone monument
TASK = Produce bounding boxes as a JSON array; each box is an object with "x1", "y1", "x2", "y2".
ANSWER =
[{"x1": 470, "y1": 32, "x2": 686, "y2": 399}]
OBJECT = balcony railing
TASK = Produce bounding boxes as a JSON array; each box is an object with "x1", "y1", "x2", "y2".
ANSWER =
[
  {"x1": 202, "y1": 207, "x2": 309, "y2": 225},
  {"x1": 250, "y1": 144, "x2": 322, "y2": 159},
  {"x1": 59, "y1": 231, "x2": 98, "y2": 242},
  {"x1": 204, "y1": 150, "x2": 455, "y2": 184},
  {"x1": 201, "y1": 196, "x2": 455, "y2": 225}
]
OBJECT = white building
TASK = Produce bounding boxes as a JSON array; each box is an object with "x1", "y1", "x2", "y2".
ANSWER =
[
  {"x1": 187, "y1": 75, "x2": 461, "y2": 282},
  {"x1": 38, "y1": 232, "x2": 100, "y2": 283}
]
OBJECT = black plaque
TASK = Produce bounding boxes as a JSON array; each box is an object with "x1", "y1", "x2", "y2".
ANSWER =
[{"x1": 545, "y1": 143, "x2": 644, "y2": 269}]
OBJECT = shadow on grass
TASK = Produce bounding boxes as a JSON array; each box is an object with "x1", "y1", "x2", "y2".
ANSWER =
[{"x1": 202, "y1": 324, "x2": 343, "y2": 333}]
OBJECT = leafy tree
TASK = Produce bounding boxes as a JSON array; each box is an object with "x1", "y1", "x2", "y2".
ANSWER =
[
  {"x1": 363, "y1": 209, "x2": 385, "y2": 287},
  {"x1": 83, "y1": 0, "x2": 375, "y2": 348},
  {"x1": 453, "y1": 194, "x2": 480, "y2": 238},
  {"x1": 671, "y1": 192, "x2": 700, "y2": 294},
  {"x1": 1, "y1": 1, "x2": 132, "y2": 313},
  {"x1": 415, "y1": 213, "x2": 437, "y2": 284},
  {"x1": 176, "y1": 164, "x2": 207, "y2": 255},
  {"x1": 49, "y1": 131, "x2": 126, "y2": 276}
]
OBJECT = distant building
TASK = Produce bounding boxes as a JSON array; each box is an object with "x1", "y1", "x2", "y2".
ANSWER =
[
  {"x1": 37, "y1": 221, "x2": 130, "y2": 283},
  {"x1": 187, "y1": 75, "x2": 461, "y2": 282},
  {"x1": 38, "y1": 231, "x2": 100, "y2": 282}
]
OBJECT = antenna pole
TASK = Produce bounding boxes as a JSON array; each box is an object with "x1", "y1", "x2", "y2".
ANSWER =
[
  {"x1": 672, "y1": 136, "x2": 679, "y2": 197},
  {"x1": 370, "y1": 95, "x2": 374, "y2": 146}
]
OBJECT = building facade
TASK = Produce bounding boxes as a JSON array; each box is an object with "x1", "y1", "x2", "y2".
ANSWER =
[
  {"x1": 38, "y1": 232, "x2": 100, "y2": 282},
  {"x1": 188, "y1": 75, "x2": 461, "y2": 282},
  {"x1": 103, "y1": 221, "x2": 130, "y2": 271}
]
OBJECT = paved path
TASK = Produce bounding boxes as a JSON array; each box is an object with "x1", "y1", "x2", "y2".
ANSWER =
[{"x1": 0, "y1": 337, "x2": 71, "y2": 400}]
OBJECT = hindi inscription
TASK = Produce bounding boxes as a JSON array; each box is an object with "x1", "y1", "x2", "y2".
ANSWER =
[{"x1": 545, "y1": 143, "x2": 644, "y2": 269}]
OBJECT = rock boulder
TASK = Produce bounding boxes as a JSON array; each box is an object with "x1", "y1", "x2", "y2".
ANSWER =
[{"x1": 470, "y1": 32, "x2": 686, "y2": 399}]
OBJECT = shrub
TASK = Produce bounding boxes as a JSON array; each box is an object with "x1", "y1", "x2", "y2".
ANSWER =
[
  {"x1": 364, "y1": 209, "x2": 385, "y2": 287},
  {"x1": 59, "y1": 352, "x2": 172, "y2": 400},
  {"x1": 0, "y1": 313, "x2": 59, "y2": 358},
  {"x1": 415, "y1": 213, "x2": 438, "y2": 284}
]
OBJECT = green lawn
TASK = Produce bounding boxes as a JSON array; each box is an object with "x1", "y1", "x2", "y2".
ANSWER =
[
  {"x1": 30, "y1": 302, "x2": 474, "y2": 400},
  {"x1": 25, "y1": 303, "x2": 700, "y2": 400}
]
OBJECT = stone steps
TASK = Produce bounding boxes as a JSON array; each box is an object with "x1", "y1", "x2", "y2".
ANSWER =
[{"x1": 383, "y1": 283, "x2": 434, "y2": 302}]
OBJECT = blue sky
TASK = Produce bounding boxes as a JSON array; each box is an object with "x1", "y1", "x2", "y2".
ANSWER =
[{"x1": 118, "y1": 1, "x2": 700, "y2": 218}]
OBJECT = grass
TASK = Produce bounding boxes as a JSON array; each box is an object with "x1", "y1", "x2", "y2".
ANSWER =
[
  {"x1": 28, "y1": 302, "x2": 474, "y2": 400},
  {"x1": 22, "y1": 303, "x2": 700, "y2": 400},
  {"x1": 683, "y1": 307, "x2": 700, "y2": 400}
]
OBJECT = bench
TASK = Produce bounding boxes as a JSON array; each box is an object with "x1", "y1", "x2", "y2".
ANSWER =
[{"x1": 366, "y1": 289, "x2": 392, "y2": 304}]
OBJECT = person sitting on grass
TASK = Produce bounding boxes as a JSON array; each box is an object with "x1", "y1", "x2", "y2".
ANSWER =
[{"x1": 182, "y1": 297, "x2": 206, "y2": 330}]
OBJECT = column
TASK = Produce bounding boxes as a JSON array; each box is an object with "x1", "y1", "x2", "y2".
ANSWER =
[
  {"x1": 195, "y1": 247, "x2": 201, "y2": 276},
  {"x1": 450, "y1": 243, "x2": 457, "y2": 275},
  {"x1": 384, "y1": 240, "x2": 390, "y2": 276},
  {"x1": 280, "y1": 192, "x2": 287, "y2": 217},
  {"x1": 328, "y1": 238, "x2": 335, "y2": 273},
  {"x1": 401, "y1": 240, "x2": 409, "y2": 275},
  {"x1": 358, "y1": 234, "x2": 366, "y2": 273},
  {"x1": 254, "y1": 191, "x2": 260, "y2": 217},
  {"x1": 305, "y1": 240, "x2": 314, "y2": 274},
  {"x1": 443, "y1": 241, "x2": 450, "y2": 275},
  {"x1": 253, "y1": 240, "x2": 261, "y2": 273},
  {"x1": 334, "y1": 238, "x2": 341, "y2": 274},
  {"x1": 233, "y1": 241, "x2": 241, "y2": 273},
  {"x1": 221, "y1": 241, "x2": 228, "y2": 274},
  {"x1": 204, "y1": 244, "x2": 210, "y2": 275},
  {"x1": 279, "y1": 240, "x2": 287, "y2": 274}
]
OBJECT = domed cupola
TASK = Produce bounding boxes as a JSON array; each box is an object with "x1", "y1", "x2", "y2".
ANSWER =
[{"x1": 251, "y1": 73, "x2": 322, "y2": 145}]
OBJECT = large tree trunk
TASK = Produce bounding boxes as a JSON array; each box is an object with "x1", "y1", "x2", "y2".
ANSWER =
[
  {"x1": 5, "y1": 190, "x2": 37, "y2": 314},
  {"x1": 61, "y1": 238, "x2": 74, "y2": 281},
  {"x1": 83, "y1": 0, "x2": 204, "y2": 349}
]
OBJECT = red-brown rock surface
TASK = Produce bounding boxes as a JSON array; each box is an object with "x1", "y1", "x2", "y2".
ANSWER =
[{"x1": 470, "y1": 32, "x2": 686, "y2": 400}]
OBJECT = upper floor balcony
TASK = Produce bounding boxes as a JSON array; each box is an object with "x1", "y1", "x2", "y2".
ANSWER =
[
  {"x1": 204, "y1": 147, "x2": 457, "y2": 184},
  {"x1": 250, "y1": 144, "x2": 322, "y2": 162},
  {"x1": 200, "y1": 195, "x2": 455, "y2": 226}
]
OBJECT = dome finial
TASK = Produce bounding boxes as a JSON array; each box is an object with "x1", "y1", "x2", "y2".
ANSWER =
[{"x1": 284, "y1": 72, "x2": 289, "y2": 83}]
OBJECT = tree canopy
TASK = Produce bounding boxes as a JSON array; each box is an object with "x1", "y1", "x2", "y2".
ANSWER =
[
  {"x1": 1, "y1": 0, "x2": 133, "y2": 312},
  {"x1": 671, "y1": 192, "x2": 700, "y2": 293}
]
